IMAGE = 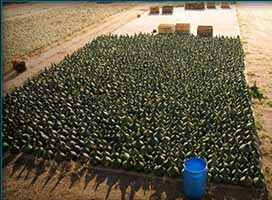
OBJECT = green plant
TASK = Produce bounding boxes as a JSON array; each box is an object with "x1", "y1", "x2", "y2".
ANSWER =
[
  {"x1": 249, "y1": 81, "x2": 264, "y2": 101},
  {"x1": 3, "y1": 34, "x2": 264, "y2": 187}
]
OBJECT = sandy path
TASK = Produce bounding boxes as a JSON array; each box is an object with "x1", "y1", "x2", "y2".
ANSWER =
[
  {"x1": 114, "y1": 5, "x2": 240, "y2": 37},
  {"x1": 3, "y1": 4, "x2": 150, "y2": 95},
  {"x1": 236, "y1": 2, "x2": 272, "y2": 198}
]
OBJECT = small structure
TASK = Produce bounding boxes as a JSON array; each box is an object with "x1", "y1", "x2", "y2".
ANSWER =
[
  {"x1": 206, "y1": 2, "x2": 216, "y2": 9},
  {"x1": 162, "y1": 6, "x2": 173, "y2": 14},
  {"x1": 175, "y1": 23, "x2": 190, "y2": 34},
  {"x1": 149, "y1": 6, "x2": 160, "y2": 14},
  {"x1": 185, "y1": 2, "x2": 205, "y2": 10},
  {"x1": 158, "y1": 24, "x2": 175, "y2": 33},
  {"x1": 12, "y1": 59, "x2": 26, "y2": 73},
  {"x1": 221, "y1": 2, "x2": 230, "y2": 8},
  {"x1": 197, "y1": 26, "x2": 213, "y2": 37}
]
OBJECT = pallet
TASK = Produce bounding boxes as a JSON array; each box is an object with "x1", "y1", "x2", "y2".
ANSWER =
[
  {"x1": 175, "y1": 23, "x2": 190, "y2": 34},
  {"x1": 197, "y1": 25, "x2": 213, "y2": 37},
  {"x1": 185, "y1": 2, "x2": 205, "y2": 10},
  {"x1": 149, "y1": 6, "x2": 160, "y2": 14},
  {"x1": 221, "y1": 2, "x2": 230, "y2": 8},
  {"x1": 206, "y1": 2, "x2": 216, "y2": 8},
  {"x1": 162, "y1": 6, "x2": 173, "y2": 14},
  {"x1": 158, "y1": 24, "x2": 175, "y2": 33}
]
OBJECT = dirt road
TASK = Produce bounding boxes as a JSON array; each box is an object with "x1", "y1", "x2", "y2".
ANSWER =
[{"x1": 114, "y1": 5, "x2": 240, "y2": 37}]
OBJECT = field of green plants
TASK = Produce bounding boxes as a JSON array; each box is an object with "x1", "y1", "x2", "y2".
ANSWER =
[
  {"x1": 3, "y1": 3, "x2": 135, "y2": 74},
  {"x1": 3, "y1": 34, "x2": 265, "y2": 188}
]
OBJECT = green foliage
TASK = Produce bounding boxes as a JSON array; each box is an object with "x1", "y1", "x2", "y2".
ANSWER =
[
  {"x1": 3, "y1": 34, "x2": 264, "y2": 187},
  {"x1": 249, "y1": 81, "x2": 264, "y2": 101}
]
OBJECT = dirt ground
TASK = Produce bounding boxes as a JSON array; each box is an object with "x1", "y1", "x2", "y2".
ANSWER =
[
  {"x1": 2, "y1": 2, "x2": 137, "y2": 74},
  {"x1": 3, "y1": 2, "x2": 272, "y2": 200},
  {"x1": 236, "y1": 2, "x2": 272, "y2": 199},
  {"x1": 3, "y1": 153, "x2": 267, "y2": 200}
]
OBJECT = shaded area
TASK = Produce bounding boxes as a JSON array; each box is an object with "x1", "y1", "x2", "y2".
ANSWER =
[{"x1": 3, "y1": 153, "x2": 268, "y2": 200}]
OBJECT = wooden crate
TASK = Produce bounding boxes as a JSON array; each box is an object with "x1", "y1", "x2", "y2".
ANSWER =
[
  {"x1": 149, "y1": 6, "x2": 160, "y2": 14},
  {"x1": 175, "y1": 3, "x2": 185, "y2": 7},
  {"x1": 185, "y1": 2, "x2": 205, "y2": 10},
  {"x1": 206, "y1": 2, "x2": 216, "y2": 8},
  {"x1": 158, "y1": 24, "x2": 175, "y2": 33},
  {"x1": 175, "y1": 23, "x2": 190, "y2": 34},
  {"x1": 162, "y1": 6, "x2": 173, "y2": 14},
  {"x1": 197, "y1": 26, "x2": 213, "y2": 37},
  {"x1": 221, "y1": 2, "x2": 230, "y2": 8}
]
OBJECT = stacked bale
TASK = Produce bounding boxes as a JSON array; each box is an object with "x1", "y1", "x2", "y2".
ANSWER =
[
  {"x1": 206, "y1": 2, "x2": 216, "y2": 8},
  {"x1": 175, "y1": 23, "x2": 190, "y2": 34},
  {"x1": 158, "y1": 24, "x2": 175, "y2": 33},
  {"x1": 185, "y1": 2, "x2": 205, "y2": 10},
  {"x1": 197, "y1": 26, "x2": 213, "y2": 37},
  {"x1": 221, "y1": 2, "x2": 230, "y2": 8},
  {"x1": 162, "y1": 6, "x2": 173, "y2": 14},
  {"x1": 150, "y1": 6, "x2": 160, "y2": 14}
]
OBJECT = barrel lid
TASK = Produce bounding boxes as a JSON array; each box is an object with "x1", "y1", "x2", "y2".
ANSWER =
[{"x1": 184, "y1": 157, "x2": 207, "y2": 173}]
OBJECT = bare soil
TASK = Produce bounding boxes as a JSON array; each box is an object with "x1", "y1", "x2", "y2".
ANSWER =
[
  {"x1": 3, "y1": 2, "x2": 272, "y2": 200},
  {"x1": 3, "y1": 153, "x2": 267, "y2": 200},
  {"x1": 236, "y1": 2, "x2": 272, "y2": 199},
  {"x1": 2, "y1": 2, "x2": 137, "y2": 74}
]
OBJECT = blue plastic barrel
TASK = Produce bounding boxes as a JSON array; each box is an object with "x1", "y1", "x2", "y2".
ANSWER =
[{"x1": 183, "y1": 157, "x2": 207, "y2": 200}]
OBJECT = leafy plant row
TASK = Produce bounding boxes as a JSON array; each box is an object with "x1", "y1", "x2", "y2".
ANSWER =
[{"x1": 3, "y1": 34, "x2": 264, "y2": 187}]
